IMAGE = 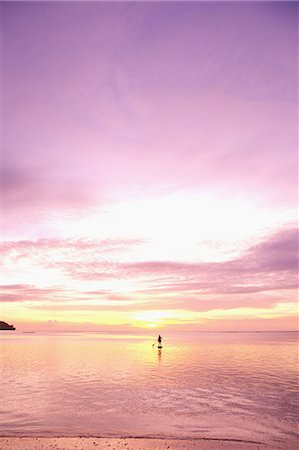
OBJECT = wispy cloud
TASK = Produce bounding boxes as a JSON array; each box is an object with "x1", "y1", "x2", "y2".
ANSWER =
[
  {"x1": 2, "y1": 228, "x2": 297, "y2": 312},
  {"x1": 50, "y1": 227, "x2": 298, "y2": 295}
]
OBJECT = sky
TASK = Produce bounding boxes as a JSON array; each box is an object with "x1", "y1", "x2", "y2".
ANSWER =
[{"x1": 1, "y1": 1, "x2": 298, "y2": 331}]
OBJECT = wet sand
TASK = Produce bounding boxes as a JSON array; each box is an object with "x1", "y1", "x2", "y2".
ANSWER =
[{"x1": 0, "y1": 437, "x2": 281, "y2": 450}]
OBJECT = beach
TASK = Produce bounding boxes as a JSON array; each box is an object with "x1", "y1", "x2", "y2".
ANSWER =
[{"x1": 0, "y1": 437, "x2": 278, "y2": 450}]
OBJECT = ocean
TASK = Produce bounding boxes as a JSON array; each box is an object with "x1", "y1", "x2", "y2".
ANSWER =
[{"x1": 0, "y1": 331, "x2": 298, "y2": 448}]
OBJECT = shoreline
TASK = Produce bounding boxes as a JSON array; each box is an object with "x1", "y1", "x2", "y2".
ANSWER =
[{"x1": 0, "y1": 437, "x2": 285, "y2": 450}]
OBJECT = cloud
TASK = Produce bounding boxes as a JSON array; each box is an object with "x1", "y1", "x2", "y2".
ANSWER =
[
  {"x1": 4, "y1": 228, "x2": 297, "y2": 297},
  {"x1": 2, "y1": 237, "x2": 142, "y2": 253},
  {"x1": 55, "y1": 227, "x2": 298, "y2": 295},
  {"x1": 2, "y1": 228, "x2": 297, "y2": 314},
  {"x1": 21, "y1": 289, "x2": 294, "y2": 314},
  {"x1": 247, "y1": 228, "x2": 298, "y2": 272},
  {"x1": 0, "y1": 284, "x2": 72, "y2": 302},
  {"x1": 2, "y1": 237, "x2": 142, "y2": 276}
]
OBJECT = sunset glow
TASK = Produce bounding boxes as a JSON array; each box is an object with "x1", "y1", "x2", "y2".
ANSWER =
[{"x1": 1, "y1": 1, "x2": 298, "y2": 331}]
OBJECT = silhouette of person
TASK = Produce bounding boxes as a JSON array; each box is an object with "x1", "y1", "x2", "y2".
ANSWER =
[{"x1": 157, "y1": 335, "x2": 162, "y2": 348}]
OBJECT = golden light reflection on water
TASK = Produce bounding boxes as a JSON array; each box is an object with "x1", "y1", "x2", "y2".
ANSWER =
[{"x1": 0, "y1": 331, "x2": 298, "y2": 447}]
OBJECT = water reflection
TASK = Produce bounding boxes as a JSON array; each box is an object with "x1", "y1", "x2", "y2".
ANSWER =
[{"x1": 157, "y1": 348, "x2": 162, "y2": 365}]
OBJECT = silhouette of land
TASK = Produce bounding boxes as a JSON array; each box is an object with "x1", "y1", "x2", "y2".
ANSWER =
[{"x1": 0, "y1": 321, "x2": 16, "y2": 330}]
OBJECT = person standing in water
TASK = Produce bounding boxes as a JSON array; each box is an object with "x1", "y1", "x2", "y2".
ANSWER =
[
  {"x1": 157, "y1": 335, "x2": 162, "y2": 348},
  {"x1": 152, "y1": 335, "x2": 163, "y2": 348}
]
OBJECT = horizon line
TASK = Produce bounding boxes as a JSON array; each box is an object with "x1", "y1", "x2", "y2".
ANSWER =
[{"x1": 2, "y1": 329, "x2": 298, "y2": 333}]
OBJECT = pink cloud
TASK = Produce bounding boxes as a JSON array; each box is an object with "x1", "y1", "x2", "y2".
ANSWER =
[
  {"x1": 0, "y1": 284, "x2": 73, "y2": 303},
  {"x1": 3, "y1": 228, "x2": 297, "y2": 298},
  {"x1": 54, "y1": 227, "x2": 298, "y2": 295},
  {"x1": 19, "y1": 289, "x2": 294, "y2": 315},
  {"x1": 2, "y1": 228, "x2": 297, "y2": 318}
]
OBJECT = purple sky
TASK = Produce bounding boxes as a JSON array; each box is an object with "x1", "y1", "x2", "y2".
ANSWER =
[{"x1": 1, "y1": 1, "x2": 298, "y2": 331}]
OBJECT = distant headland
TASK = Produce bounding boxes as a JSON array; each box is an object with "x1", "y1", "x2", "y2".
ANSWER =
[{"x1": 0, "y1": 321, "x2": 16, "y2": 330}]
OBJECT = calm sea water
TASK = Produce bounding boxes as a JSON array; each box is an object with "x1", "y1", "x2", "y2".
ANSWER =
[{"x1": 0, "y1": 331, "x2": 298, "y2": 448}]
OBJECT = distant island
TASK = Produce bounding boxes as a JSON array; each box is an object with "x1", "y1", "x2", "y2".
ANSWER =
[{"x1": 0, "y1": 321, "x2": 16, "y2": 330}]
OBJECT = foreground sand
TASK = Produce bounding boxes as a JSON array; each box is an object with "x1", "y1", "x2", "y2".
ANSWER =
[{"x1": 0, "y1": 437, "x2": 283, "y2": 450}]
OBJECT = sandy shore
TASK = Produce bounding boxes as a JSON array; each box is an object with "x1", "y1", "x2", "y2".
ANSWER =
[{"x1": 0, "y1": 437, "x2": 282, "y2": 450}]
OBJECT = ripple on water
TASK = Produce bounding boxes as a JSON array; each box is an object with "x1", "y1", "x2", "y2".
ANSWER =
[{"x1": 0, "y1": 331, "x2": 298, "y2": 447}]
